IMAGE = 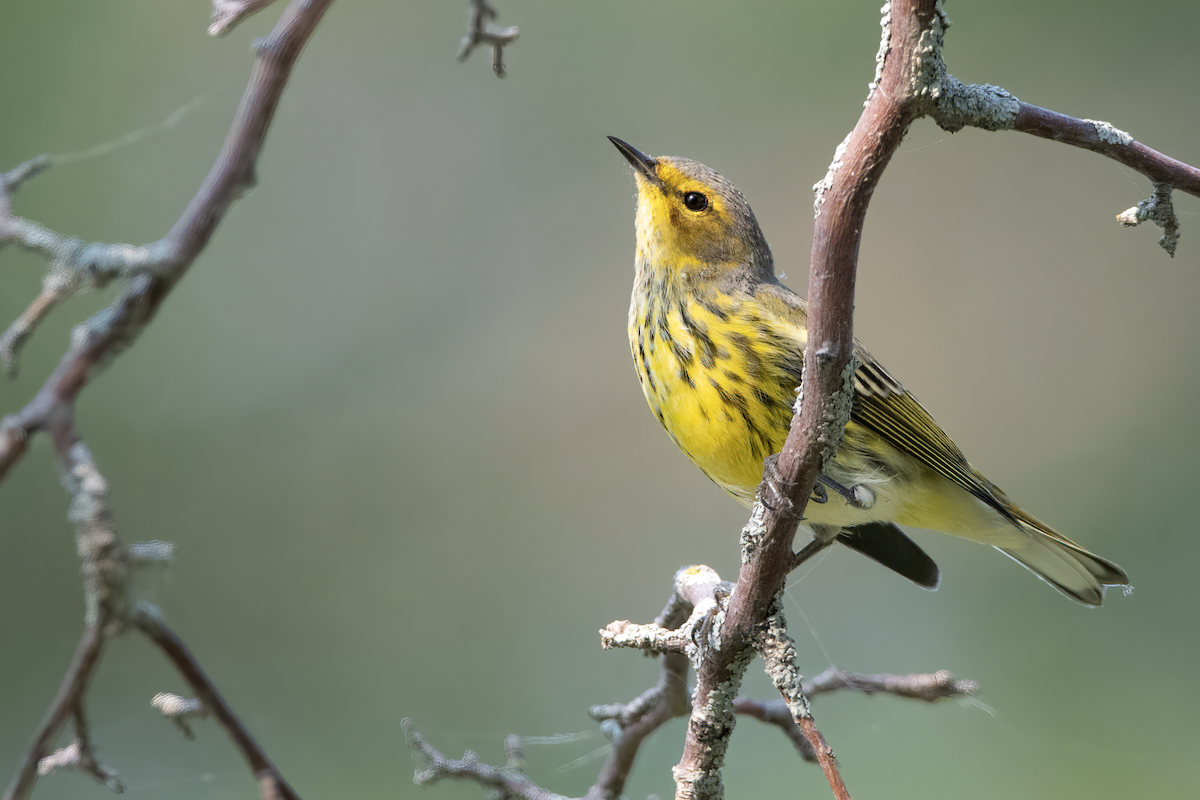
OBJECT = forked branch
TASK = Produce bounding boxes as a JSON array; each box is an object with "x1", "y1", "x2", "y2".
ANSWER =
[
  {"x1": 1, "y1": 1, "x2": 333, "y2": 798},
  {"x1": 406, "y1": 566, "x2": 975, "y2": 800}
]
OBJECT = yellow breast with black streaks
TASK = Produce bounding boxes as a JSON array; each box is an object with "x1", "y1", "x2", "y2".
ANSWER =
[{"x1": 628, "y1": 262, "x2": 804, "y2": 503}]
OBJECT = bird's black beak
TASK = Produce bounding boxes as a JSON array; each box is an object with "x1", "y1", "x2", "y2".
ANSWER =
[{"x1": 608, "y1": 136, "x2": 662, "y2": 188}]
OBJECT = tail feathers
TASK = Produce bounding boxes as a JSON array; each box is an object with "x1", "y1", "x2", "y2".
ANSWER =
[
  {"x1": 999, "y1": 528, "x2": 1130, "y2": 607},
  {"x1": 837, "y1": 522, "x2": 941, "y2": 590}
]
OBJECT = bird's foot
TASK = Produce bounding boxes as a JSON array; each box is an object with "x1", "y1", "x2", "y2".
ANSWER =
[
  {"x1": 817, "y1": 475, "x2": 876, "y2": 510},
  {"x1": 760, "y1": 454, "x2": 803, "y2": 519},
  {"x1": 761, "y1": 458, "x2": 876, "y2": 514}
]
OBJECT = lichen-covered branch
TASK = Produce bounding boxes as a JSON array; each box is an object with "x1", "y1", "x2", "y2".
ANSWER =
[
  {"x1": 893, "y1": 5, "x2": 1199, "y2": 257},
  {"x1": 757, "y1": 599, "x2": 849, "y2": 800},
  {"x1": 1116, "y1": 181, "x2": 1180, "y2": 256}
]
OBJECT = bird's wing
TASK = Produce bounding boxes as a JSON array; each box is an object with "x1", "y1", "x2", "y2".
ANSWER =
[
  {"x1": 849, "y1": 352, "x2": 1021, "y2": 525},
  {"x1": 753, "y1": 279, "x2": 1021, "y2": 526}
]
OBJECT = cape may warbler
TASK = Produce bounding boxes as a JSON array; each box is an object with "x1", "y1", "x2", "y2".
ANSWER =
[{"x1": 611, "y1": 136, "x2": 1129, "y2": 605}]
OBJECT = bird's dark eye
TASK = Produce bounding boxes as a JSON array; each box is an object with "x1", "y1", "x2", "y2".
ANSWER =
[{"x1": 682, "y1": 191, "x2": 709, "y2": 212}]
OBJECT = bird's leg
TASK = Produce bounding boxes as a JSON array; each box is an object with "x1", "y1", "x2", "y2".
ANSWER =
[
  {"x1": 761, "y1": 458, "x2": 851, "y2": 571},
  {"x1": 762, "y1": 457, "x2": 878, "y2": 518}
]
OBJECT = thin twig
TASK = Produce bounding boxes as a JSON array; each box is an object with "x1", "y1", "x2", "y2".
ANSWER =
[
  {"x1": 3, "y1": 623, "x2": 108, "y2": 800},
  {"x1": 0, "y1": 0, "x2": 335, "y2": 475},
  {"x1": 210, "y1": 0, "x2": 279, "y2": 36},
  {"x1": 405, "y1": 722, "x2": 569, "y2": 800},
  {"x1": 585, "y1": 651, "x2": 690, "y2": 800},
  {"x1": 135, "y1": 607, "x2": 301, "y2": 800},
  {"x1": 804, "y1": 667, "x2": 979, "y2": 701},
  {"x1": 457, "y1": 0, "x2": 519, "y2": 78},
  {"x1": 734, "y1": 668, "x2": 977, "y2": 763},
  {"x1": 799, "y1": 717, "x2": 849, "y2": 800},
  {"x1": 1013, "y1": 103, "x2": 1200, "y2": 198}
]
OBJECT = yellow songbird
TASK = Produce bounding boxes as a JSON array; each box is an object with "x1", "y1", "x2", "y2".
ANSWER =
[{"x1": 611, "y1": 136, "x2": 1128, "y2": 605}]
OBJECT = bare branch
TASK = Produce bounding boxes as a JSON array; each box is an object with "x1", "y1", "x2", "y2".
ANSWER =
[
  {"x1": 732, "y1": 697, "x2": 818, "y2": 762},
  {"x1": 405, "y1": 721, "x2": 570, "y2": 800},
  {"x1": 406, "y1": 568, "x2": 707, "y2": 800},
  {"x1": 134, "y1": 607, "x2": 301, "y2": 800},
  {"x1": 734, "y1": 668, "x2": 977, "y2": 762},
  {"x1": 0, "y1": 0, "x2": 335, "y2": 478},
  {"x1": 1012, "y1": 104, "x2": 1200, "y2": 199},
  {"x1": 804, "y1": 667, "x2": 979, "y2": 702},
  {"x1": 586, "y1": 652, "x2": 691, "y2": 800},
  {"x1": 3, "y1": 3, "x2": 332, "y2": 797},
  {"x1": 5, "y1": 446, "x2": 131, "y2": 800},
  {"x1": 757, "y1": 599, "x2": 849, "y2": 799},
  {"x1": 458, "y1": 0, "x2": 519, "y2": 78},
  {"x1": 0, "y1": 156, "x2": 51, "y2": 203},
  {"x1": 928, "y1": 87, "x2": 1196, "y2": 256},
  {"x1": 210, "y1": 0, "x2": 279, "y2": 36},
  {"x1": 797, "y1": 717, "x2": 848, "y2": 800},
  {"x1": 894, "y1": 7, "x2": 1198, "y2": 254},
  {"x1": 4, "y1": 624, "x2": 108, "y2": 800},
  {"x1": 412, "y1": 558, "x2": 976, "y2": 800}
]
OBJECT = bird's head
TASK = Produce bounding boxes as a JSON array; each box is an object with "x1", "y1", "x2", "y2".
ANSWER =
[{"x1": 609, "y1": 136, "x2": 773, "y2": 279}]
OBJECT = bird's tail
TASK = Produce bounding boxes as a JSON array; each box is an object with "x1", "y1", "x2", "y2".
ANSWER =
[{"x1": 998, "y1": 516, "x2": 1129, "y2": 606}]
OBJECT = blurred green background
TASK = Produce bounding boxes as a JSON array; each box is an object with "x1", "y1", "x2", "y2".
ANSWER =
[{"x1": 2, "y1": 1, "x2": 1198, "y2": 798}]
